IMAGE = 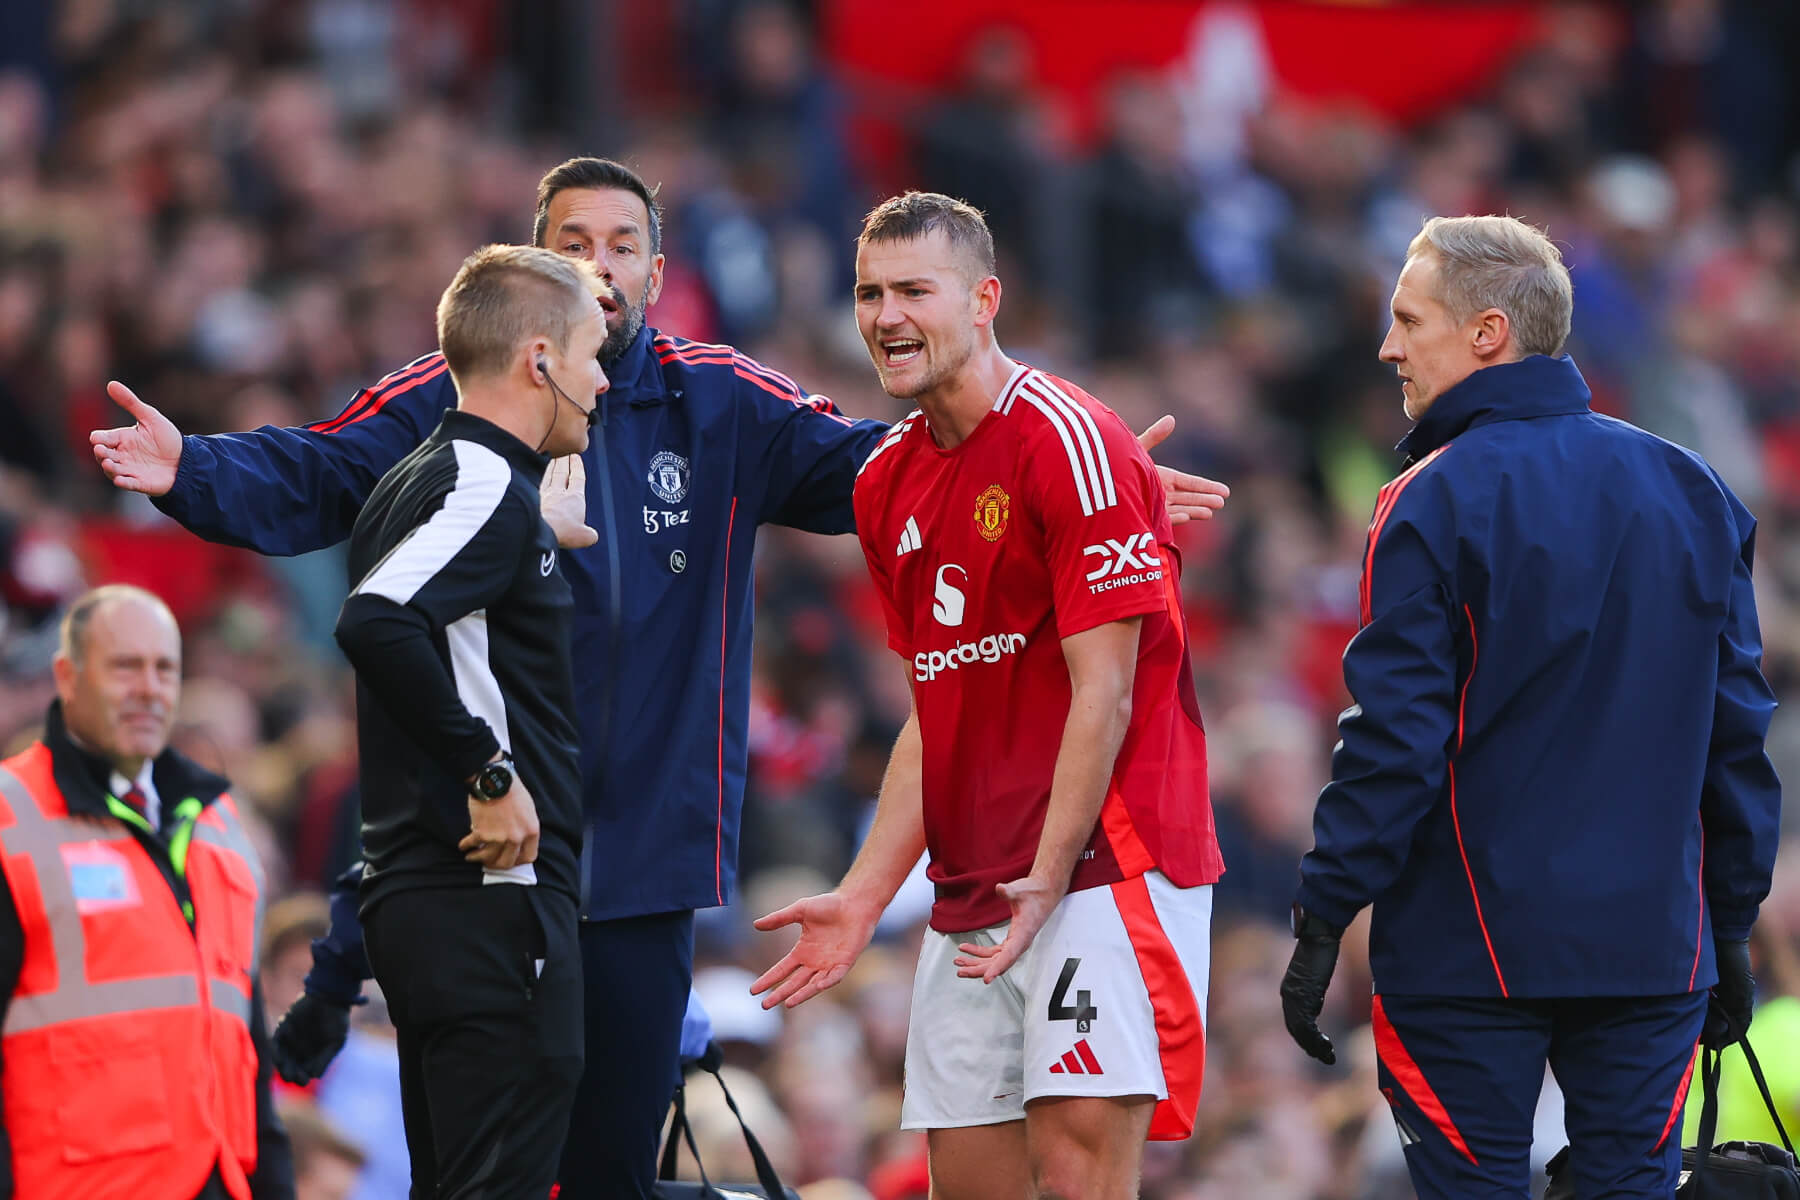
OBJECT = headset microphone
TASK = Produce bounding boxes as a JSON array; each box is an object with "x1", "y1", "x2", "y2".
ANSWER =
[{"x1": 535, "y1": 358, "x2": 602, "y2": 455}]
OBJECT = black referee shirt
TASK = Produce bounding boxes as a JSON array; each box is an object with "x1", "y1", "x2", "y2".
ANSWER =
[{"x1": 335, "y1": 409, "x2": 580, "y2": 914}]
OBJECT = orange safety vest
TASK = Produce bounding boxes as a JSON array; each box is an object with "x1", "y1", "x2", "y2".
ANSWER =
[{"x1": 0, "y1": 742, "x2": 266, "y2": 1200}]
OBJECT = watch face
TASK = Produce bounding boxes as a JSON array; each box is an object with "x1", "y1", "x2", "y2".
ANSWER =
[{"x1": 478, "y1": 763, "x2": 511, "y2": 798}]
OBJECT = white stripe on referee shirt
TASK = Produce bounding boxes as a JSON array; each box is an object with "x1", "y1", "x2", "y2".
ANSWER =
[
  {"x1": 351, "y1": 440, "x2": 535, "y2": 886},
  {"x1": 354, "y1": 439, "x2": 511, "y2": 604},
  {"x1": 446, "y1": 612, "x2": 535, "y2": 887}
]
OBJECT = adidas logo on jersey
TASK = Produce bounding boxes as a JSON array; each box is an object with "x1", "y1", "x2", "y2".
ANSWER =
[{"x1": 896, "y1": 515, "x2": 922, "y2": 556}]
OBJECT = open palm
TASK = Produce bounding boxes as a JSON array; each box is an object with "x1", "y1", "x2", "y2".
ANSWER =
[
  {"x1": 750, "y1": 891, "x2": 879, "y2": 1010},
  {"x1": 90, "y1": 381, "x2": 183, "y2": 496}
]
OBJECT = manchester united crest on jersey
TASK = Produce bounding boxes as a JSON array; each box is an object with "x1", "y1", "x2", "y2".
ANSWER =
[{"x1": 974, "y1": 484, "x2": 1010, "y2": 542}]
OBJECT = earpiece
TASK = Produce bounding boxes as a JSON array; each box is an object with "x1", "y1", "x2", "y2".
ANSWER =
[{"x1": 537, "y1": 358, "x2": 548, "y2": 380}]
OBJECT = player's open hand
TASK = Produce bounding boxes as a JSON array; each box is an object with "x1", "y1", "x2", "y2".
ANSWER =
[
  {"x1": 540, "y1": 453, "x2": 599, "y2": 549},
  {"x1": 750, "y1": 891, "x2": 879, "y2": 1010},
  {"x1": 460, "y1": 780, "x2": 541, "y2": 870},
  {"x1": 91, "y1": 381, "x2": 184, "y2": 497},
  {"x1": 956, "y1": 875, "x2": 1063, "y2": 984},
  {"x1": 1135, "y1": 415, "x2": 1230, "y2": 524}
]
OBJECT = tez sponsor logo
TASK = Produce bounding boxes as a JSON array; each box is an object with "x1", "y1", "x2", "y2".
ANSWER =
[
  {"x1": 1082, "y1": 532, "x2": 1162, "y2": 595},
  {"x1": 644, "y1": 507, "x2": 691, "y2": 534}
]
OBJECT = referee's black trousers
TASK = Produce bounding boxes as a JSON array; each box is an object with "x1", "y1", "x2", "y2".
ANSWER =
[{"x1": 364, "y1": 884, "x2": 583, "y2": 1200}]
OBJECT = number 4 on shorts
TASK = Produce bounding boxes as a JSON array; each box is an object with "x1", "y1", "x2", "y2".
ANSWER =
[{"x1": 1047, "y1": 957, "x2": 1099, "y2": 1033}]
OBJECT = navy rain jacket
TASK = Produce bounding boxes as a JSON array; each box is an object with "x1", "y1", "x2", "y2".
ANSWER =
[
  {"x1": 1297, "y1": 354, "x2": 1780, "y2": 997},
  {"x1": 154, "y1": 325, "x2": 888, "y2": 919}
]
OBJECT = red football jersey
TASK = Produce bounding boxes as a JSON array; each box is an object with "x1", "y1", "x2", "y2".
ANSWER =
[{"x1": 855, "y1": 363, "x2": 1223, "y2": 932}]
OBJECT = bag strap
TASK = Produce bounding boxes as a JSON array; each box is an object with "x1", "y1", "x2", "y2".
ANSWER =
[
  {"x1": 1693, "y1": 1046, "x2": 1723, "y2": 1190},
  {"x1": 658, "y1": 1063, "x2": 795, "y2": 1198},
  {"x1": 1737, "y1": 1036, "x2": 1797, "y2": 1157},
  {"x1": 659, "y1": 1084, "x2": 682, "y2": 1180},
  {"x1": 700, "y1": 1060, "x2": 792, "y2": 1199},
  {"x1": 658, "y1": 1083, "x2": 718, "y2": 1193}
]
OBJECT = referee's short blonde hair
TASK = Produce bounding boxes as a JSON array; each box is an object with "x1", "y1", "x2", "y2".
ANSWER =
[
  {"x1": 436, "y1": 245, "x2": 602, "y2": 384},
  {"x1": 1407, "y1": 215, "x2": 1573, "y2": 358}
]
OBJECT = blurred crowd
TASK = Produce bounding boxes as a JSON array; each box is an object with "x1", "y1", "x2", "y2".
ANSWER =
[{"x1": 3, "y1": 1, "x2": 1800, "y2": 1197}]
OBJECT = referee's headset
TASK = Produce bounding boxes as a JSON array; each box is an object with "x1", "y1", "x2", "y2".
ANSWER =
[{"x1": 534, "y1": 356, "x2": 602, "y2": 454}]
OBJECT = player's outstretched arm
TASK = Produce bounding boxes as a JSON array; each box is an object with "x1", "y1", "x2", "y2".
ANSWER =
[
  {"x1": 1135, "y1": 414, "x2": 1230, "y2": 524},
  {"x1": 956, "y1": 618, "x2": 1141, "y2": 984},
  {"x1": 752, "y1": 706, "x2": 926, "y2": 1009}
]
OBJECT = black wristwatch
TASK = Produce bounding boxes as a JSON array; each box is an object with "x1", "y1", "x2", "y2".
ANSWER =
[
  {"x1": 469, "y1": 753, "x2": 515, "y2": 802},
  {"x1": 1291, "y1": 902, "x2": 1343, "y2": 941}
]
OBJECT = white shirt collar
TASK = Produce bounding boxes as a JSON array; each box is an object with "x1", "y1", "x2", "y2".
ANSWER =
[{"x1": 109, "y1": 761, "x2": 161, "y2": 830}]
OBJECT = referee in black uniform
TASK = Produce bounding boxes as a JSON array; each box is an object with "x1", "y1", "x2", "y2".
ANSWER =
[{"x1": 333, "y1": 244, "x2": 606, "y2": 1199}]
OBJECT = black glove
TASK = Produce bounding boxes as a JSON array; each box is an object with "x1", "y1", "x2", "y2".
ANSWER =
[
  {"x1": 1280, "y1": 911, "x2": 1343, "y2": 1065},
  {"x1": 271, "y1": 991, "x2": 353, "y2": 1085},
  {"x1": 1703, "y1": 937, "x2": 1755, "y2": 1051}
]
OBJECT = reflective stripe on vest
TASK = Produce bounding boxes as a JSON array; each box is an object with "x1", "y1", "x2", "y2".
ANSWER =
[
  {"x1": 210, "y1": 976, "x2": 253, "y2": 1025},
  {"x1": 193, "y1": 803, "x2": 266, "y2": 972},
  {"x1": 0, "y1": 766, "x2": 249, "y2": 1036}
]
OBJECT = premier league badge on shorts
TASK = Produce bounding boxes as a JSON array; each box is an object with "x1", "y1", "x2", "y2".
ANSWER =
[
  {"x1": 648, "y1": 450, "x2": 689, "y2": 504},
  {"x1": 973, "y1": 483, "x2": 1010, "y2": 542}
]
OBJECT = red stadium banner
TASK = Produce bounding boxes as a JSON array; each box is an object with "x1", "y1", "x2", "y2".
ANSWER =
[{"x1": 824, "y1": 0, "x2": 1548, "y2": 182}]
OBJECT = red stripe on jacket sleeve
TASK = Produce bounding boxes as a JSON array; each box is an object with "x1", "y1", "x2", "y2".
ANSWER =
[{"x1": 308, "y1": 358, "x2": 449, "y2": 435}]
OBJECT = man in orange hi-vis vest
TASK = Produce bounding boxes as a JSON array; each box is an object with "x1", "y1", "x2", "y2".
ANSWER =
[{"x1": 0, "y1": 585, "x2": 293, "y2": 1200}]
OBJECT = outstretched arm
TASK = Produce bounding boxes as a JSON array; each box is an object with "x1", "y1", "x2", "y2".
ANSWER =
[
  {"x1": 91, "y1": 360, "x2": 452, "y2": 556},
  {"x1": 751, "y1": 704, "x2": 925, "y2": 1009},
  {"x1": 955, "y1": 618, "x2": 1141, "y2": 984}
]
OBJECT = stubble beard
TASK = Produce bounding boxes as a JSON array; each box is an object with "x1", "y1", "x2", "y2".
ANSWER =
[
  {"x1": 598, "y1": 284, "x2": 646, "y2": 365},
  {"x1": 879, "y1": 331, "x2": 974, "y2": 401}
]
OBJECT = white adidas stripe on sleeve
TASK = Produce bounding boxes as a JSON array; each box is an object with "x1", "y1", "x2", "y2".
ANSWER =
[
  {"x1": 857, "y1": 412, "x2": 919, "y2": 478},
  {"x1": 1034, "y1": 377, "x2": 1118, "y2": 509},
  {"x1": 1018, "y1": 379, "x2": 1117, "y2": 516}
]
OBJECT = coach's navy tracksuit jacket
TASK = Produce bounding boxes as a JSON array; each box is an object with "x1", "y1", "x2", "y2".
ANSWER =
[
  {"x1": 154, "y1": 324, "x2": 888, "y2": 919},
  {"x1": 1298, "y1": 353, "x2": 1780, "y2": 1000}
]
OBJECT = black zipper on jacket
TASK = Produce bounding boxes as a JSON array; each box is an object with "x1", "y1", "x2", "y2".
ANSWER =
[{"x1": 580, "y1": 386, "x2": 622, "y2": 920}]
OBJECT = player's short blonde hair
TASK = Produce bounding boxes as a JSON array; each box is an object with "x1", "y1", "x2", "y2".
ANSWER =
[
  {"x1": 1406, "y1": 215, "x2": 1573, "y2": 358},
  {"x1": 858, "y1": 192, "x2": 996, "y2": 284},
  {"x1": 435, "y1": 245, "x2": 603, "y2": 384}
]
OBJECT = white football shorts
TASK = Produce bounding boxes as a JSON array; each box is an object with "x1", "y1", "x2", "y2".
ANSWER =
[{"x1": 900, "y1": 872, "x2": 1210, "y2": 1141}]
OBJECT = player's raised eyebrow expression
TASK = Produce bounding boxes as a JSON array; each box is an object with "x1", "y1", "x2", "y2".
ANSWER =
[{"x1": 559, "y1": 220, "x2": 641, "y2": 241}]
